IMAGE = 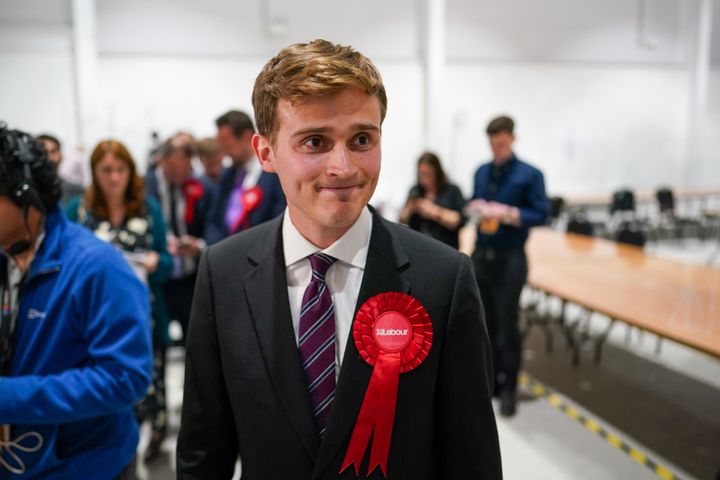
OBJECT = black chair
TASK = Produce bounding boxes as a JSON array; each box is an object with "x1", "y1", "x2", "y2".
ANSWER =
[
  {"x1": 616, "y1": 221, "x2": 646, "y2": 248},
  {"x1": 606, "y1": 188, "x2": 651, "y2": 240},
  {"x1": 655, "y1": 186, "x2": 704, "y2": 240},
  {"x1": 656, "y1": 187, "x2": 674, "y2": 213},
  {"x1": 567, "y1": 215, "x2": 594, "y2": 237},
  {"x1": 610, "y1": 189, "x2": 636, "y2": 214}
]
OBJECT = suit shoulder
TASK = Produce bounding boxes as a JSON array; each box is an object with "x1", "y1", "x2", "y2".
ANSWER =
[
  {"x1": 205, "y1": 217, "x2": 279, "y2": 263},
  {"x1": 381, "y1": 217, "x2": 465, "y2": 266},
  {"x1": 258, "y1": 171, "x2": 282, "y2": 188}
]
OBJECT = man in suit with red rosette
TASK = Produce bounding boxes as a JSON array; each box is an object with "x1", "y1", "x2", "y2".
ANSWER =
[
  {"x1": 145, "y1": 135, "x2": 217, "y2": 349},
  {"x1": 212, "y1": 109, "x2": 286, "y2": 241},
  {"x1": 177, "y1": 39, "x2": 502, "y2": 480}
]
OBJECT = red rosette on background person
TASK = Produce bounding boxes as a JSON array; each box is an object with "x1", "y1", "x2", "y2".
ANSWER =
[
  {"x1": 230, "y1": 186, "x2": 264, "y2": 233},
  {"x1": 183, "y1": 178, "x2": 204, "y2": 226},
  {"x1": 340, "y1": 292, "x2": 433, "y2": 478}
]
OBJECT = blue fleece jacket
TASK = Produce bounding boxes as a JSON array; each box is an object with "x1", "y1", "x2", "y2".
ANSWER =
[{"x1": 0, "y1": 208, "x2": 152, "y2": 479}]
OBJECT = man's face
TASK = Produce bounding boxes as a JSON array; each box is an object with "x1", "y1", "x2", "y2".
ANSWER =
[
  {"x1": 254, "y1": 86, "x2": 382, "y2": 242},
  {"x1": 161, "y1": 151, "x2": 193, "y2": 186},
  {"x1": 488, "y1": 131, "x2": 515, "y2": 163},
  {"x1": 0, "y1": 195, "x2": 27, "y2": 251},
  {"x1": 40, "y1": 139, "x2": 62, "y2": 166},
  {"x1": 217, "y1": 125, "x2": 253, "y2": 165},
  {"x1": 200, "y1": 151, "x2": 224, "y2": 180}
]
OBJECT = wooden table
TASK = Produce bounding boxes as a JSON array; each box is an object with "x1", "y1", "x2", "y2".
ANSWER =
[{"x1": 526, "y1": 228, "x2": 720, "y2": 359}]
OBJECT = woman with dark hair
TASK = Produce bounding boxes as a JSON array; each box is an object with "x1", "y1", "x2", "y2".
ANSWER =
[
  {"x1": 66, "y1": 140, "x2": 172, "y2": 462},
  {"x1": 399, "y1": 152, "x2": 466, "y2": 248}
]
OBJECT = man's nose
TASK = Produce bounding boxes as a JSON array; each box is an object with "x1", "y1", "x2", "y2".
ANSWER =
[{"x1": 326, "y1": 146, "x2": 356, "y2": 177}]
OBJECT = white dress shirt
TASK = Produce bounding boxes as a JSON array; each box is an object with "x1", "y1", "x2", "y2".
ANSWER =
[{"x1": 283, "y1": 207, "x2": 373, "y2": 377}]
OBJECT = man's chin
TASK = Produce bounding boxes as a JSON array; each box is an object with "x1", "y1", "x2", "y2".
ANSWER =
[{"x1": 319, "y1": 205, "x2": 364, "y2": 230}]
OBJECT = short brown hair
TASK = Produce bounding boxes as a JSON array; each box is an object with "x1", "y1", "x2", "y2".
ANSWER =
[
  {"x1": 252, "y1": 39, "x2": 388, "y2": 142},
  {"x1": 196, "y1": 137, "x2": 220, "y2": 157},
  {"x1": 86, "y1": 140, "x2": 144, "y2": 219},
  {"x1": 215, "y1": 110, "x2": 255, "y2": 138},
  {"x1": 37, "y1": 133, "x2": 61, "y2": 150},
  {"x1": 486, "y1": 116, "x2": 515, "y2": 135}
]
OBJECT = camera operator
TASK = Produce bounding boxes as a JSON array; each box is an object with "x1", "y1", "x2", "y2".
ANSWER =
[{"x1": 0, "y1": 124, "x2": 152, "y2": 479}]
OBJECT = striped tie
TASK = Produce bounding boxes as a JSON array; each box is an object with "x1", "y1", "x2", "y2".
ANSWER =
[{"x1": 298, "y1": 253, "x2": 338, "y2": 436}]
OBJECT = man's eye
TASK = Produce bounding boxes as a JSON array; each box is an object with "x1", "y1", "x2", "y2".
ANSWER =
[
  {"x1": 355, "y1": 133, "x2": 373, "y2": 147},
  {"x1": 303, "y1": 137, "x2": 323, "y2": 148}
]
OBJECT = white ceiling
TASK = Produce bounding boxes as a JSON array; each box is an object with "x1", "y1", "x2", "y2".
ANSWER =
[
  {"x1": 0, "y1": 0, "x2": 718, "y2": 65},
  {"x1": 95, "y1": 0, "x2": 419, "y2": 60}
]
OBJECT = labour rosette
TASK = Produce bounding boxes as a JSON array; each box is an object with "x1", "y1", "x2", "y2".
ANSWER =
[
  {"x1": 341, "y1": 292, "x2": 432, "y2": 478},
  {"x1": 231, "y1": 186, "x2": 264, "y2": 233}
]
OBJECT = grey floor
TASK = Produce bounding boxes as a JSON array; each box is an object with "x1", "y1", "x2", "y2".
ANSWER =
[{"x1": 137, "y1": 235, "x2": 720, "y2": 480}]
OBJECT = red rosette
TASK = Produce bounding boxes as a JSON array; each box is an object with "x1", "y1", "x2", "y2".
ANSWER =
[
  {"x1": 341, "y1": 292, "x2": 432, "y2": 478},
  {"x1": 183, "y1": 178, "x2": 204, "y2": 225},
  {"x1": 231, "y1": 186, "x2": 264, "y2": 233}
]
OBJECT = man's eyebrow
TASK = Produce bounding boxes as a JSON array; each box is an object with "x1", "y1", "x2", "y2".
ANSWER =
[{"x1": 290, "y1": 124, "x2": 381, "y2": 138}]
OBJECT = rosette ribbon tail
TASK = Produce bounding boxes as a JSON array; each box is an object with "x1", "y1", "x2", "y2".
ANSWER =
[{"x1": 340, "y1": 351, "x2": 401, "y2": 478}]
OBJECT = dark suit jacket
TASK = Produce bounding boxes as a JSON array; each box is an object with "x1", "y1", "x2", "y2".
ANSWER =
[
  {"x1": 212, "y1": 164, "x2": 286, "y2": 240},
  {"x1": 177, "y1": 208, "x2": 502, "y2": 480}
]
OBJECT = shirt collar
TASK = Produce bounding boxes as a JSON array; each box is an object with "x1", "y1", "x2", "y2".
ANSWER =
[
  {"x1": 282, "y1": 206, "x2": 373, "y2": 269},
  {"x1": 5, "y1": 229, "x2": 46, "y2": 281}
]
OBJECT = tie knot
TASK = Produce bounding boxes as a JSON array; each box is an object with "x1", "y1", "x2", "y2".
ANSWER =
[{"x1": 309, "y1": 253, "x2": 336, "y2": 281}]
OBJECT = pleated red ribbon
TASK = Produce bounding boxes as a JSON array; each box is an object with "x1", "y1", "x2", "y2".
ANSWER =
[{"x1": 340, "y1": 292, "x2": 432, "y2": 478}]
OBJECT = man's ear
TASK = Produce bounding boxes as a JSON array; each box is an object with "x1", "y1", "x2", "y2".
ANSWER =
[{"x1": 252, "y1": 133, "x2": 276, "y2": 173}]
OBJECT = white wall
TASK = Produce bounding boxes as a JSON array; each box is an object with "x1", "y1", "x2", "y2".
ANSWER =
[
  {"x1": 1, "y1": 0, "x2": 718, "y2": 217},
  {"x1": 446, "y1": 63, "x2": 691, "y2": 198},
  {"x1": 447, "y1": 0, "x2": 691, "y2": 64},
  {"x1": 95, "y1": 0, "x2": 418, "y2": 61},
  {"x1": 0, "y1": 0, "x2": 84, "y2": 181},
  {"x1": 685, "y1": 68, "x2": 720, "y2": 187},
  {"x1": 96, "y1": 57, "x2": 265, "y2": 165},
  {"x1": 94, "y1": 56, "x2": 424, "y2": 215}
]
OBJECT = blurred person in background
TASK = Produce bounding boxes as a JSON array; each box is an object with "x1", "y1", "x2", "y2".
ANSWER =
[
  {"x1": 145, "y1": 135, "x2": 217, "y2": 346},
  {"x1": 37, "y1": 133, "x2": 84, "y2": 207},
  {"x1": 399, "y1": 152, "x2": 466, "y2": 249},
  {"x1": 0, "y1": 124, "x2": 151, "y2": 479},
  {"x1": 466, "y1": 115, "x2": 549, "y2": 417},
  {"x1": 213, "y1": 110, "x2": 286, "y2": 240},
  {"x1": 196, "y1": 137, "x2": 224, "y2": 185},
  {"x1": 66, "y1": 139, "x2": 173, "y2": 464}
]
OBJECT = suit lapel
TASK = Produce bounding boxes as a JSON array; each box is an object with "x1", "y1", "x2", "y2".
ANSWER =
[
  {"x1": 243, "y1": 217, "x2": 320, "y2": 460},
  {"x1": 313, "y1": 212, "x2": 410, "y2": 478}
]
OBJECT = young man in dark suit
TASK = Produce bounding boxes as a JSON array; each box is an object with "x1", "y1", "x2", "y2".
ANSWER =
[{"x1": 177, "y1": 40, "x2": 502, "y2": 479}]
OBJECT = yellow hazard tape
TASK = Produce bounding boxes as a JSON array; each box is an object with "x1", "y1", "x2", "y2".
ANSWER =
[
  {"x1": 518, "y1": 373, "x2": 681, "y2": 480},
  {"x1": 656, "y1": 465, "x2": 674, "y2": 480},
  {"x1": 584, "y1": 419, "x2": 600, "y2": 434}
]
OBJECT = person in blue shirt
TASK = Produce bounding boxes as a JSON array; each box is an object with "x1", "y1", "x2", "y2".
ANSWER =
[
  {"x1": 0, "y1": 125, "x2": 152, "y2": 479},
  {"x1": 467, "y1": 115, "x2": 549, "y2": 417}
]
